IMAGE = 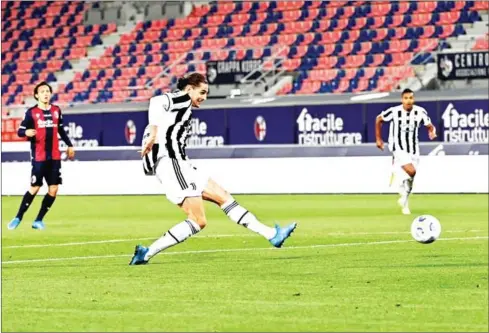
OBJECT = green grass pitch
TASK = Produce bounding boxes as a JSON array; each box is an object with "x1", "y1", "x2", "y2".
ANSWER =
[{"x1": 1, "y1": 194, "x2": 488, "y2": 332}]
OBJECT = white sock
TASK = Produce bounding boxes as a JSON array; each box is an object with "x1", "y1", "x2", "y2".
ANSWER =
[
  {"x1": 399, "y1": 177, "x2": 414, "y2": 207},
  {"x1": 144, "y1": 219, "x2": 201, "y2": 260},
  {"x1": 221, "y1": 198, "x2": 276, "y2": 240}
]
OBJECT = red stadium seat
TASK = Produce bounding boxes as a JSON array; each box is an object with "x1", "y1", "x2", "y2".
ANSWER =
[
  {"x1": 216, "y1": 2, "x2": 236, "y2": 15},
  {"x1": 409, "y1": 13, "x2": 433, "y2": 27},
  {"x1": 297, "y1": 80, "x2": 320, "y2": 94},
  {"x1": 317, "y1": 56, "x2": 338, "y2": 69},
  {"x1": 120, "y1": 32, "x2": 138, "y2": 44},
  {"x1": 143, "y1": 30, "x2": 159, "y2": 42},
  {"x1": 420, "y1": 25, "x2": 436, "y2": 38},
  {"x1": 353, "y1": 79, "x2": 369, "y2": 92},
  {"x1": 170, "y1": 64, "x2": 189, "y2": 76},
  {"x1": 253, "y1": 47, "x2": 264, "y2": 59},
  {"x1": 281, "y1": 10, "x2": 301, "y2": 23},
  {"x1": 18, "y1": 50, "x2": 36, "y2": 62},
  {"x1": 271, "y1": 45, "x2": 290, "y2": 57},
  {"x1": 292, "y1": 45, "x2": 308, "y2": 58},
  {"x1": 473, "y1": 1, "x2": 489, "y2": 10},
  {"x1": 373, "y1": 28, "x2": 388, "y2": 42},
  {"x1": 278, "y1": 34, "x2": 298, "y2": 46},
  {"x1": 46, "y1": 59, "x2": 63, "y2": 72},
  {"x1": 415, "y1": 38, "x2": 439, "y2": 52},
  {"x1": 322, "y1": 31, "x2": 342, "y2": 44},
  {"x1": 339, "y1": 43, "x2": 354, "y2": 56},
  {"x1": 256, "y1": 1, "x2": 270, "y2": 12},
  {"x1": 307, "y1": 9, "x2": 320, "y2": 20},
  {"x1": 370, "y1": 54, "x2": 385, "y2": 67},
  {"x1": 282, "y1": 58, "x2": 301, "y2": 71},
  {"x1": 322, "y1": 44, "x2": 336, "y2": 56},
  {"x1": 358, "y1": 42, "x2": 373, "y2": 54},
  {"x1": 438, "y1": 12, "x2": 461, "y2": 25},
  {"x1": 352, "y1": 17, "x2": 367, "y2": 30},
  {"x1": 362, "y1": 67, "x2": 377, "y2": 80},
  {"x1": 265, "y1": 23, "x2": 278, "y2": 35},
  {"x1": 415, "y1": 1, "x2": 438, "y2": 14},
  {"x1": 189, "y1": 27, "x2": 202, "y2": 39},
  {"x1": 438, "y1": 24, "x2": 455, "y2": 38},
  {"x1": 392, "y1": 27, "x2": 407, "y2": 39},
  {"x1": 396, "y1": 1, "x2": 411, "y2": 15},
  {"x1": 343, "y1": 55, "x2": 366, "y2": 68},
  {"x1": 473, "y1": 34, "x2": 489, "y2": 50},
  {"x1": 391, "y1": 52, "x2": 414, "y2": 66},
  {"x1": 334, "y1": 79, "x2": 350, "y2": 93},
  {"x1": 210, "y1": 49, "x2": 230, "y2": 61},
  {"x1": 368, "y1": 3, "x2": 391, "y2": 17},
  {"x1": 387, "y1": 40, "x2": 410, "y2": 54},
  {"x1": 335, "y1": 19, "x2": 349, "y2": 31},
  {"x1": 371, "y1": 16, "x2": 386, "y2": 29},
  {"x1": 205, "y1": 15, "x2": 225, "y2": 27},
  {"x1": 148, "y1": 19, "x2": 167, "y2": 31},
  {"x1": 190, "y1": 4, "x2": 210, "y2": 17},
  {"x1": 230, "y1": 14, "x2": 249, "y2": 26},
  {"x1": 253, "y1": 12, "x2": 268, "y2": 24},
  {"x1": 328, "y1": 0, "x2": 348, "y2": 8}
]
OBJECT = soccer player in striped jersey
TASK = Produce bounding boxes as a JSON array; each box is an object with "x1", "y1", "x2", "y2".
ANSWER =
[
  {"x1": 130, "y1": 73, "x2": 297, "y2": 265},
  {"x1": 8, "y1": 82, "x2": 75, "y2": 230},
  {"x1": 375, "y1": 89, "x2": 437, "y2": 215}
]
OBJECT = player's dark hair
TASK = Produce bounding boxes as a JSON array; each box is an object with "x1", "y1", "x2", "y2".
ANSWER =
[
  {"x1": 177, "y1": 73, "x2": 207, "y2": 90},
  {"x1": 33, "y1": 81, "x2": 53, "y2": 100},
  {"x1": 401, "y1": 88, "x2": 414, "y2": 96}
]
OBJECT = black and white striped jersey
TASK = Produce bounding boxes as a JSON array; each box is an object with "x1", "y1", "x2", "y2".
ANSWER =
[
  {"x1": 147, "y1": 90, "x2": 192, "y2": 161},
  {"x1": 379, "y1": 104, "x2": 432, "y2": 155},
  {"x1": 142, "y1": 124, "x2": 160, "y2": 175}
]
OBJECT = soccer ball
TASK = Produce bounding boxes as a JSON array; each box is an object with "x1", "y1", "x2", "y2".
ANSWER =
[{"x1": 410, "y1": 215, "x2": 442, "y2": 244}]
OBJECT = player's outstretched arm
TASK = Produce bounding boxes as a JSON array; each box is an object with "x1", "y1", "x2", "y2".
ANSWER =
[
  {"x1": 57, "y1": 110, "x2": 75, "y2": 159},
  {"x1": 375, "y1": 115, "x2": 385, "y2": 150},
  {"x1": 426, "y1": 123, "x2": 437, "y2": 140},
  {"x1": 141, "y1": 125, "x2": 157, "y2": 157}
]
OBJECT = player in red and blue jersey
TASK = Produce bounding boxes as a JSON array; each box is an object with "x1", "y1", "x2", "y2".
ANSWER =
[{"x1": 8, "y1": 82, "x2": 75, "y2": 230}]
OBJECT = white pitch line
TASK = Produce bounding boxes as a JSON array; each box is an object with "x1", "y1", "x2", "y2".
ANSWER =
[
  {"x1": 2, "y1": 234, "x2": 256, "y2": 249},
  {"x1": 2, "y1": 230, "x2": 484, "y2": 249},
  {"x1": 2, "y1": 236, "x2": 487, "y2": 265}
]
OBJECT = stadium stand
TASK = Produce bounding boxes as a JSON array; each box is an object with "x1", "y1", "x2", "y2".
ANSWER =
[{"x1": 1, "y1": 0, "x2": 488, "y2": 105}]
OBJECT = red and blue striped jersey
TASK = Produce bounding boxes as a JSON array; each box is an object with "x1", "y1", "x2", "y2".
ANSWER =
[{"x1": 18, "y1": 104, "x2": 73, "y2": 161}]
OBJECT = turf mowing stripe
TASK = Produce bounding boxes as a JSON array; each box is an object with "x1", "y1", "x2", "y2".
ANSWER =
[
  {"x1": 2, "y1": 229, "x2": 484, "y2": 249},
  {"x1": 2, "y1": 236, "x2": 487, "y2": 265}
]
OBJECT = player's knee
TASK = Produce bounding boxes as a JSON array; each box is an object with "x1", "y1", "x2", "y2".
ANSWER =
[
  {"x1": 407, "y1": 168, "x2": 416, "y2": 178},
  {"x1": 29, "y1": 186, "x2": 40, "y2": 195},
  {"x1": 189, "y1": 214, "x2": 207, "y2": 229},
  {"x1": 48, "y1": 186, "x2": 59, "y2": 196}
]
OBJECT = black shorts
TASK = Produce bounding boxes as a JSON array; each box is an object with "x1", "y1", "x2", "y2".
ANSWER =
[{"x1": 31, "y1": 160, "x2": 62, "y2": 186}]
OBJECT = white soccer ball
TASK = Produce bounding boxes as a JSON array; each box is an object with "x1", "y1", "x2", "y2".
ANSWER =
[{"x1": 411, "y1": 215, "x2": 442, "y2": 244}]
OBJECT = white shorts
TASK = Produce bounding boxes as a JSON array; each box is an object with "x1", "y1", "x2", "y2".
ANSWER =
[
  {"x1": 155, "y1": 157, "x2": 209, "y2": 205},
  {"x1": 393, "y1": 151, "x2": 420, "y2": 169}
]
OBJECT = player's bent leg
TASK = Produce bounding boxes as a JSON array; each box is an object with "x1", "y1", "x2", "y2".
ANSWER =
[
  {"x1": 130, "y1": 197, "x2": 205, "y2": 265},
  {"x1": 397, "y1": 163, "x2": 416, "y2": 215},
  {"x1": 32, "y1": 185, "x2": 58, "y2": 230},
  {"x1": 8, "y1": 186, "x2": 41, "y2": 230},
  {"x1": 203, "y1": 178, "x2": 297, "y2": 248}
]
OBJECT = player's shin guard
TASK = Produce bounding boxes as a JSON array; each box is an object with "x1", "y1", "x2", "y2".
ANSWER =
[
  {"x1": 221, "y1": 198, "x2": 276, "y2": 240},
  {"x1": 144, "y1": 219, "x2": 201, "y2": 261},
  {"x1": 16, "y1": 191, "x2": 36, "y2": 220},
  {"x1": 35, "y1": 194, "x2": 56, "y2": 221}
]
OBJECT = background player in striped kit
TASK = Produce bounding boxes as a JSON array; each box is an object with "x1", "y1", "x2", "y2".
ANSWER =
[
  {"x1": 375, "y1": 89, "x2": 437, "y2": 214},
  {"x1": 130, "y1": 73, "x2": 297, "y2": 265},
  {"x1": 8, "y1": 82, "x2": 75, "y2": 230}
]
